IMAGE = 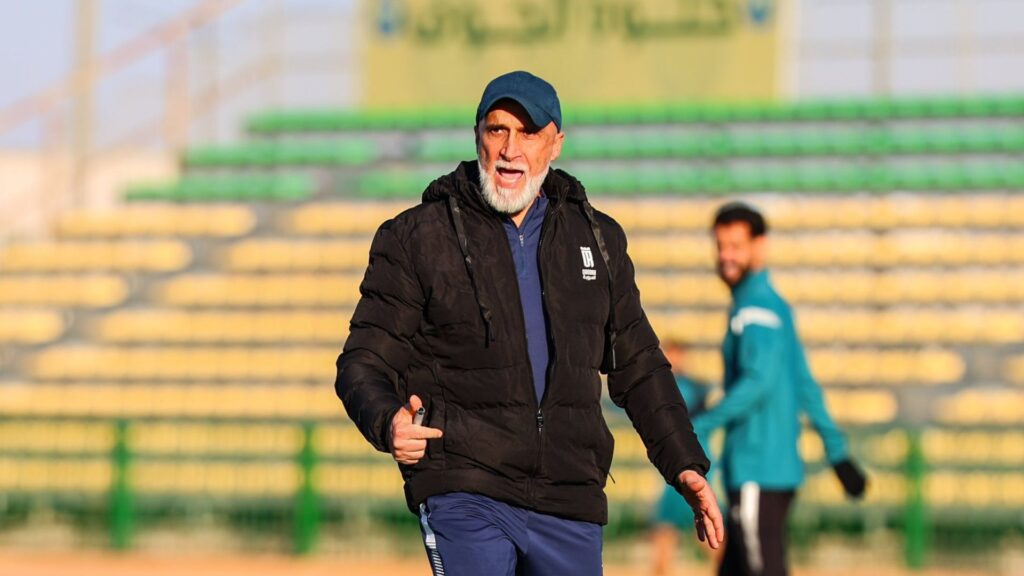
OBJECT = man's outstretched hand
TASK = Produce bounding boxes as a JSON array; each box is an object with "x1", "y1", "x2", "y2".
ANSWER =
[
  {"x1": 677, "y1": 469, "x2": 725, "y2": 550},
  {"x1": 390, "y1": 395, "x2": 443, "y2": 466}
]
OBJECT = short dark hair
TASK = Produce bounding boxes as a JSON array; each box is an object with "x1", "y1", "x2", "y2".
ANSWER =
[{"x1": 713, "y1": 202, "x2": 768, "y2": 237}]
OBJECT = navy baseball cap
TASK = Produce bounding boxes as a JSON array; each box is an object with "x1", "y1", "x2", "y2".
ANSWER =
[{"x1": 476, "y1": 71, "x2": 562, "y2": 132}]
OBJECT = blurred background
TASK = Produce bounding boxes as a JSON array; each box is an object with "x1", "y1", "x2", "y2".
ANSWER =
[{"x1": 0, "y1": 1, "x2": 1023, "y2": 574}]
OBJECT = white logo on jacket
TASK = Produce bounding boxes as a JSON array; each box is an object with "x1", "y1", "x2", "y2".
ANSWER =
[
  {"x1": 580, "y1": 246, "x2": 596, "y2": 280},
  {"x1": 730, "y1": 306, "x2": 781, "y2": 335}
]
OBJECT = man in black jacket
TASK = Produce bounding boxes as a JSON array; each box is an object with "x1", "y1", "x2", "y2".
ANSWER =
[{"x1": 336, "y1": 70, "x2": 722, "y2": 576}]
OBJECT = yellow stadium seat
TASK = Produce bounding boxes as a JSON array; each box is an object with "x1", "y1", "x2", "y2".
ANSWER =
[
  {"x1": 0, "y1": 241, "x2": 191, "y2": 272},
  {"x1": 823, "y1": 390, "x2": 899, "y2": 424},
  {"x1": 0, "y1": 275, "x2": 129, "y2": 307},
  {"x1": 132, "y1": 460, "x2": 297, "y2": 496},
  {"x1": 0, "y1": 383, "x2": 340, "y2": 419},
  {"x1": 628, "y1": 234, "x2": 714, "y2": 268},
  {"x1": 923, "y1": 429, "x2": 1024, "y2": 467},
  {"x1": 56, "y1": 205, "x2": 256, "y2": 238},
  {"x1": 626, "y1": 230, "x2": 1024, "y2": 269},
  {"x1": 1005, "y1": 356, "x2": 1024, "y2": 385},
  {"x1": 927, "y1": 471, "x2": 1024, "y2": 508},
  {"x1": 92, "y1": 310, "x2": 353, "y2": 343},
  {"x1": 143, "y1": 269, "x2": 1016, "y2": 309},
  {"x1": 280, "y1": 201, "x2": 414, "y2": 235},
  {"x1": 317, "y1": 424, "x2": 387, "y2": 458},
  {"x1": 802, "y1": 430, "x2": 907, "y2": 468},
  {"x1": 0, "y1": 420, "x2": 113, "y2": 453},
  {"x1": 132, "y1": 422, "x2": 302, "y2": 456},
  {"x1": 25, "y1": 346, "x2": 340, "y2": 382},
  {"x1": 674, "y1": 347, "x2": 961, "y2": 386},
  {"x1": 317, "y1": 463, "x2": 403, "y2": 498},
  {"x1": 0, "y1": 310, "x2": 66, "y2": 343},
  {"x1": 0, "y1": 457, "x2": 110, "y2": 494},
  {"x1": 218, "y1": 239, "x2": 371, "y2": 272},
  {"x1": 935, "y1": 389, "x2": 1024, "y2": 424},
  {"x1": 801, "y1": 468, "x2": 906, "y2": 507}
]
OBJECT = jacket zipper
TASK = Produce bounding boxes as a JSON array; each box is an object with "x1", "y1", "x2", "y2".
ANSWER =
[
  {"x1": 530, "y1": 199, "x2": 563, "y2": 503},
  {"x1": 535, "y1": 199, "x2": 561, "y2": 414},
  {"x1": 492, "y1": 207, "x2": 543, "y2": 505}
]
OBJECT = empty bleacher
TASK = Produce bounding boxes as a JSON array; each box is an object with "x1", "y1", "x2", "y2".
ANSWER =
[{"x1": 2, "y1": 93, "x2": 1023, "y2": 524}]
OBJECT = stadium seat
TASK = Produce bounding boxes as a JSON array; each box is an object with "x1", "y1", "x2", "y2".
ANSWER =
[
  {"x1": 0, "y1": 383, "x2": 337, "y2": 419},
  {"x1": 935, "y1": 389, "x2": 1024, "y2": 424},
  {"x1": 416, "y1": 128, "x2": 1024, "y2": 163},
  {"x1": 152, "y1": 274, "x2": 364, "y2": 307},
  {"x1": 316, "y1": 424, "x2": 385, "y2": 457},
  {"x1": 800, "y1": 428, "x2": 908, "y2": 467},
  {"x1": 92, "y1": 310, "x2": 353, "y2": 343},
  {"x1": 0, "y1": 241, "x2": 192, "y2": 272},
  {"x1": 0, "y1": 275, "x2": 129, "y2": 307},
  {"x1": 367, "y1": 164, "x2": 1024, "y2": 197},
  {"x1": 125, "y1": 175, "x2": 314, "y2": 202},
  {"x1": 132, "y1": 460, "x2": 297, "y2": 496},
  {"x1": 667, "y1": 347, "x2": 962, "y2": 386},
  {"x1": 246, "y1": 95, "x2": 1024, "y2": 135},
  {"x1": 131, "y1": 421, "x2": 303, "y2": 455},
  {"x1": 184, "y1": 140, "x2": 377, "y2": 168},
  {"x1": 0, "y1": 419, "x2": 113, "y2": 453},
  {"x1": 218, "y1": 239, "x2": 372, "y2": 272},
  {"x1": 279, "y1": 202, "x2": 414, "y2": 235},
  {"x1": 318, "y1": 463, "x2": 404, "y2": 498},
  {"x1": 927, "y1": 471, "x2": 1024, "y2": 508},
  {"x1": 801, "y1": 468, "x2": 906, "y2": 507},
  {"x1": 0, "y1": 456, "x2": 110, "y2": 493},
  {"x1": 823, "y1": 390, "x2": 899, "y2": 424},
  {"x1": 25, "y1": 346, "x2": 339, "y2": 381},
  {"x1": 56, "y1": 206, "x2": 256, "y2": 238},
  {"x1": 0, "y1": 310, "x2": 65, "y2": 344},
  {"x1": 923, "y1": 429, "x2": 1024, "y2": 467}
]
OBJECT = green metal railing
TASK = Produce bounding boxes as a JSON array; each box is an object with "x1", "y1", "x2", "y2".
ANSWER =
[{"x1": 0, "y1": 416, "x2": 1020, "y2": 567}]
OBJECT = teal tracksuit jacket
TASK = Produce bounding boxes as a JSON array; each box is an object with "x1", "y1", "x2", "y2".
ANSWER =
[{"x1": 692, "y1": 269, "x2": 848, "y2": 491}]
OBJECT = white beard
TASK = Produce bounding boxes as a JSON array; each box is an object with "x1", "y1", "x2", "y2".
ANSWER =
[{"x1": 477, "y1": 160, "x2": 548, "y2": 215}]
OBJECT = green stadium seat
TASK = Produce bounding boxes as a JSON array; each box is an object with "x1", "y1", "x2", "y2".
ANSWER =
[
  {"x1": 244, "y1": 95, "x2": 1024, "y2": 137},
  {"x1": 184, "y1": 141, "x2": 377, "y2": 168},
  {"x1": 125, "y1": 175, "x2": 313, "y2": 202}
]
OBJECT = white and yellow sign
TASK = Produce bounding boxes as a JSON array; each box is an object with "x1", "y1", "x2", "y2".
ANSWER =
[{"x1": 361, "y1": 0, "x2": 782, "y2": 107}]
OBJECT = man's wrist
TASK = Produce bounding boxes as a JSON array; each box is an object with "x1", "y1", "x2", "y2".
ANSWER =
[
  {"x1": 674, "y1": 465, "x2": 706, "y2": 491},
  {"x1": 382, "y1": 405, "x2": 403, "y2": 452}
]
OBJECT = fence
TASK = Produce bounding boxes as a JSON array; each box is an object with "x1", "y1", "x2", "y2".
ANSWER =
[{"x1": 0, "y1": 415, "x2": 1020, "y2": 568}]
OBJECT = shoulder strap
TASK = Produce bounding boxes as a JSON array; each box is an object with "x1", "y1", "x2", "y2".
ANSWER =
[
  {"x1": 582, "y1": 200, "x2": 617, "y2": 371},
  {"x1": 446, "y1": 196, "x2": 495, "y2": 345}
]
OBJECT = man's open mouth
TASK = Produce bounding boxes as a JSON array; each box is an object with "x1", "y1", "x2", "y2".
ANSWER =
[{"x1": 496, "y1": 166, "x2": 526, "y2": 185}]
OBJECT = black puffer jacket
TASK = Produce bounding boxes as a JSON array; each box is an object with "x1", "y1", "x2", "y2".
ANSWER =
[{"x1": 336, "y1": 161, "x2": 707, "y2": 524}]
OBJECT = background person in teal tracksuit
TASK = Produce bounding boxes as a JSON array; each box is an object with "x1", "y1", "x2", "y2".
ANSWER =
[{"x1": 692, "y1": 202, "x2": 867, "y2": 576}]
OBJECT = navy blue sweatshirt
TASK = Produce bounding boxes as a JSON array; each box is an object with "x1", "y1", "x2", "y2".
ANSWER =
[{"x1": 502, "y1": 194, "x2": 550, "y2": 403}]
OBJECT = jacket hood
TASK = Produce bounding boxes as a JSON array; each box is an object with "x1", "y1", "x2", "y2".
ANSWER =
[{"x1": 421, "y1": 160, "x2": 590, "y2": 213}]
